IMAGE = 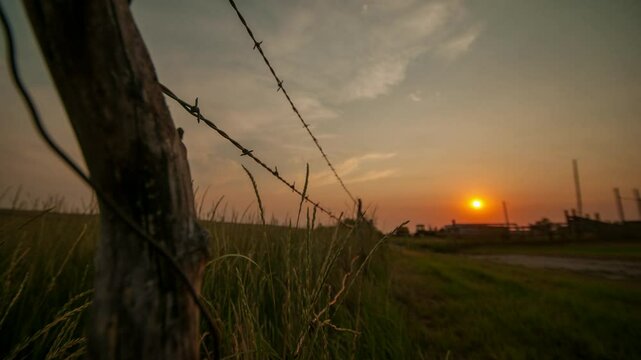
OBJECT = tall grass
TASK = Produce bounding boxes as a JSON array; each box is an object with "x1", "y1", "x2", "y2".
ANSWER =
[
  {"x1": 0, "y1": 191, "x2": 415, "y2": 358},
  {"x1": 391, "y1": 247, "x2": 641, "y2": 359},
  {"x1": 0, "y1": 209, "x2": 95, "y2": 359}
]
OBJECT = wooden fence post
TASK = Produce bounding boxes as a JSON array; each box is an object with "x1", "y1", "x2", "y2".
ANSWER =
[{"x1": 22, "y1": 1, "x2": 210, "y2": 358}]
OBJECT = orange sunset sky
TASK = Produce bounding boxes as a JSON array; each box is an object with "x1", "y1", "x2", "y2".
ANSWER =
[{"x1": 1, "y1": 0, "x2": 640, "y2": 231}]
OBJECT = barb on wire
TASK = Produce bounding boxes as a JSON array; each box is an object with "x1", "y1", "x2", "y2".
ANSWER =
[
  {"x1": 0, "y1": 6, "x2": 220, "y2": 359},
  {"x1": 160, "y1": 84, "x2": 350, "y2": 227},
  {"x1": 226, "y1": 0, "x2": 357, "y2": 205}
]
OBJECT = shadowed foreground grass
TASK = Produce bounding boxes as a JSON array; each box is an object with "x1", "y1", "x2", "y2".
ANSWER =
[
  {"x1": 0, "y1": 209, "x2": 415, "y2": 359},
  {"x1": 391, "y1": 246, "x2": 641, "y2": 359}
]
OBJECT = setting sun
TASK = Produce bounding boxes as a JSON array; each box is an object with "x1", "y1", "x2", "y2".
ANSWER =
[{"x1": 470, "y1": 198, "x2": 484, "y2": 210}]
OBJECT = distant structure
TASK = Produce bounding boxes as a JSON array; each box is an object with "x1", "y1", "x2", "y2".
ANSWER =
[
  {"x1": 564, "y1": 210, "x2": 641, "y2": 240},
  {"x1": 614, "y1": 187, "x2": 625, "y2": 222},
  {"x1": 573, "y1": 159, "x2": 583, "y2": 216},
  {"x1": 502, "y1": 200, "x2": 510, "y2": 228},
  {"x1": 442, "y1": 220, "x2": 509, "y2": 239},
  {"x1": 635, "y1": 189, "x2": 641, "y2": 220},
  {"x1": 392, "y1": 225, "x2": 410, "y2": 237},
  {"x1": 404, "y1": 164, "x2": 641, "y2": 241},
  {"x1": 414, "y1": 224, "x2": 437, "y2": 237}
]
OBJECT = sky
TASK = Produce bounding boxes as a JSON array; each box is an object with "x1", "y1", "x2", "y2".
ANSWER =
[{"x1": 1, "y1": 0, "x2": 640, "y2": 231}]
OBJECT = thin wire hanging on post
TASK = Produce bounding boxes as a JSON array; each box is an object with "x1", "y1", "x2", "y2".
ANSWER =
[{"x1": 226, "y1": 0, "x2": 357, "y2": 205}]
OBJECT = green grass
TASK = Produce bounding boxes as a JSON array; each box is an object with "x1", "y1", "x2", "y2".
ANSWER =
[
  {"x1": 393, "y1": 236, "x2": 641, "y2": 260},
  {"x1": 390, "y1": 246, "x2": 641, "y2": 359},
  {"x1": 465, "y1": 242, "x2": 641, "y2": 260},
  {"x1": 0, "y1": 208, "x2": 416, "y2": 359},
  {"x1": 4, "y1": 205, "x2": 640, "y2": 359}
]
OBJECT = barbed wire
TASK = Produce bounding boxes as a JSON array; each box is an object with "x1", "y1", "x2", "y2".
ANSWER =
[
  {"x1": 0, "y1": 6, "x2": 220, "y2": 359},
  {"x1": 226, "y1": 0, "x2": 357, "y2": 205},
  {"x1": 159, "y1": 84, "x2": 349, "y2": 226}
]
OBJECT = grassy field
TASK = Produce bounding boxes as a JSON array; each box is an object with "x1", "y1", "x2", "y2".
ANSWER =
[
  {"x1": 390, "y1": 245, "x2": 641, "y2": 359},
  {"x1": 3, "y1": 208, "x2": 641, "y2": 359},
  {"x1": 0, "y1": 209, "x2": 416, "y2": 359},
  {"x1": 465, "y1": 241, "x2": 641, "y2": 260},
  {"x1": 393, "y1": 235, "x2": 641, "y2": 260}
]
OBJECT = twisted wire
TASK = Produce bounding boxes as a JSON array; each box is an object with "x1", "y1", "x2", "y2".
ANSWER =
[
  {"x1": 226, "y1": 0, "x2": 357, "y2": 204},
  {"x1": 160, "y1": 84, "x2": 348, "y2": 225}
]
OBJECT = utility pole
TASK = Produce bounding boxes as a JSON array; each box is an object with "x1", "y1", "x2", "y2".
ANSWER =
[
  {"x1": 572, "y1": 159, "x2": 583, "y2": 216},
  {"x1": 502, "y1": 200, "x2": 510, "y2": 227},
  {"x1": 634, "y1": 188, "x2": 641, "y2": 221},
  {"x1": 614, "y1": 187, "x2": 625, "y2": 223}
]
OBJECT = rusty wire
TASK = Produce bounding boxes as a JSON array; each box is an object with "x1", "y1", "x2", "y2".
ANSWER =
[
  {"x1": 160, "y1": 84, "x2": 348, "y2": 225},
  {"x1": 226, "y1": 0, "x2": 357, "y2": 205}
]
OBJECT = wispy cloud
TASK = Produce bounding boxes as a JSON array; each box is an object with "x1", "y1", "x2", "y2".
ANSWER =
[
  {"x1": 343, "y1": 57, "x2": 409, "y2": 100},
  {"x1": 346, "y1": 169, "x2": 397, "y2": 184},
  {"x1": 296, "y1": 96, "x2": 339, "y2": 120},
  {"x1": 337, "y1": 153, "x2": 397, "y2": 175},
  {"x1": 157, "y1": 0, "x2": 481, "y2": 171},
  {"x1": 437, "y1": 26, "x2": 483, "y2": 59},
  {"x1": 248, "y1": 0, "x2": 478, "y2": 104},
  {"x1": 311, "y1": 152, "x2": 397, "y2": 186},
  {"x1": 339, "y1": 1, "x2": 459, "y2": 101}
]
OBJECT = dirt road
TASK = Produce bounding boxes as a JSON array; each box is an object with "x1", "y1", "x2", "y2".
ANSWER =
[{"x1": 471, "y1": 254, "x2": 641, "y2": 279}]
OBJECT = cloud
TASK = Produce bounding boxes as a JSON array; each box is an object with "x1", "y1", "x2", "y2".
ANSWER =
[
  {"x1": 338, "y1": 153, "x2": 397, "y2": 175},
  {"x1": 346, "y1": 169, "x2": 397, "y2": 184},
  {"x1": 296, "y1": 96, "x2": 339, "y2": 120},
  {"x1": 339, "y1": 1, "x2": 458, "y2": 101},
  {"x1": 343, "y1": 57, "x2": 408, "y2": 100},
  {"x1": 437, "y1": 26, "x2": 483, "y2": 59},
  {"x1": 409, "y1": 91, "x2": 422, "y2": 102},
  {"x1": 256, "y1": 1, "x2": 477, "y2": 103},
  {"x1": 266, "y1": 7, "x2": 315, "y2": 55},
  {"x1": 311, "y1": 152, "x2": 397, "y2": 186}
]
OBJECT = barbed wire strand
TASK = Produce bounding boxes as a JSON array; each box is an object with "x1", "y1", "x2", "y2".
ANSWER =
[
  {"x1": 226, "y1": 0, "x2": 357, "y2": 205},
  {"x1": 159, "y1": 84, "x2": 350, "y2": 227},
  {"x1": 0, "y1": 6, "x2": 220, "y2": 359}
]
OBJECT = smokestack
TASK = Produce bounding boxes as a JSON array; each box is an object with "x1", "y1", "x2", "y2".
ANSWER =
[
  {"x1": 572, "y1": 159, "x2": 583, "y2": 216},
  {"x1": 502, "y1": 200, "x2": 510, "y2": 227},
  {"x1": 634, "y1": 189, "x2": 641, "y2": 221},
  {"x1": 614, "y1": 187, "x2": 625, "y2": 222}
]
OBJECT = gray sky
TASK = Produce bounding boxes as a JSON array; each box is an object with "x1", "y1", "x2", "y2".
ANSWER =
[{"x1": 1, "y1": 0, "x2": 640, "y2": 230}]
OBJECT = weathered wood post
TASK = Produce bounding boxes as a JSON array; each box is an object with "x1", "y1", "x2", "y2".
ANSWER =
[{"x1": 22, "y1": 1, "x2": 211, "y2": 358}]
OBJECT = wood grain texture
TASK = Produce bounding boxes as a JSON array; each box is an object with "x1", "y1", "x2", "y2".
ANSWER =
[{"x1": 22, "y1": 1, "x2": 210, "y2": 358}]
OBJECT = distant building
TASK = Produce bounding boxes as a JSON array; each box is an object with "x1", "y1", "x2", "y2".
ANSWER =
[
  {"x1": 392, "y1": 225, "x2": 410, "y2": 237},
  {"x1": 414, "y1": 224, "x2": 437, "y2": 237},
  {"x1": 563, "y1": 210, "x2": 641, "y2": 240},
  {"x1": 443, "y1": 220, "x2": 509, "y2": 239}
]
